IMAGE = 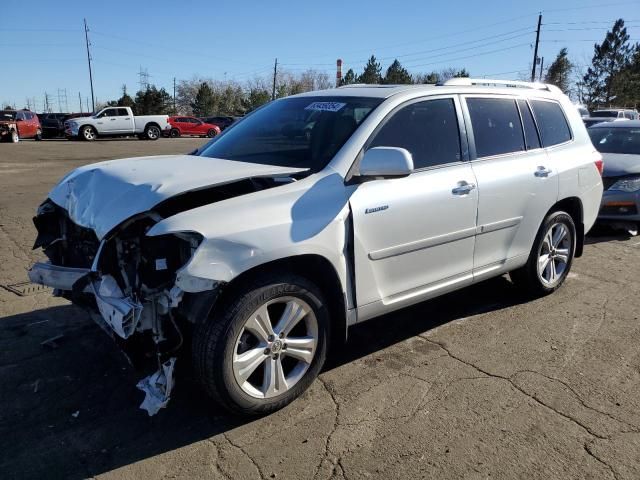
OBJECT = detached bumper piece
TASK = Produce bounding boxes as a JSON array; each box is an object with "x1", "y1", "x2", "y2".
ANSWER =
[{"x1": 28, "y1": 262, "x2": 90, "y2": 292}]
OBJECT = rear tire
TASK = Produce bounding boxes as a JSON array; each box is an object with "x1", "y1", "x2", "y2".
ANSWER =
[
  {"x1": 510, "y1": 211, "x2": 576, "y2": 296},
  {"x1": 193, "y1": 273, "x2": 329, "y2": 416},
  {"x1": 170, "y1": 128, "x2": 180, "y2": 138},
  {"x1": 10, "y1": 130, "x2": 19, "y2": 143},
  {"x1": 207, "y1": 129, "x2": 217, "y2": 138},
  {"x1": 144, "y1": 124, "x2": 161, "y2": 140},
  {"x1": 34, "y1": 129, "x2": 42, "y2": 141}
]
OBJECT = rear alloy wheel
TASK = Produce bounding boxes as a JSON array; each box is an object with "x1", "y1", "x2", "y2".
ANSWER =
[
  {"x1": 144, "y1": 125, "x2": 161, "y2": 140},
  {"x1": 169, "y1": 128, "x2": 180, "y2": 138},
  {"x1": 207, "y1": 128, "x2": 218, "y2": 138},
  {"x1": 193, "y1": 274, "x2": 329, "y2": 415},
  {"x1": 10, "y1": 130, "x2": 19, "y2": 143},
  {"x1": 510, "y1": 211, "x2": 575, "y2": 295},
  {"x1": 80, "y1": 125, "x2": 96, "y2": 141}
]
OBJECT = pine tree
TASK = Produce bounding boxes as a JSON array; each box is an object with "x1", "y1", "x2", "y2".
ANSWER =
[
  {"x1": 340, "y1": 69, "x2": 357, "y2": 86},
  {"x1": 544, "y1": 48, "x2": 573, "y2": 94},
  {"x1": 117, "y1": 84, "x2": 136, "y2": 112},
  {"x1": 358, "y1": 56, "x2": 382, "y2": 84},
  {"x1": 453, "y1": 69, "x2": 470, "y2": 78},
  {"x1": 190, "y1": 82, "x2": 216, "y2": 117},
  {"x1": 582, "y1": 19, "x2": 633, "y2": 108},
  {"x1": 384, "y1": 59, "x2": 412, "y2": 84}
]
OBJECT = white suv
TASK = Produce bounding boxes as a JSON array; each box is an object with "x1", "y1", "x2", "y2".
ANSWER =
[{"x1": 29, "y1": 79, "x2": 603, "y2": 415}]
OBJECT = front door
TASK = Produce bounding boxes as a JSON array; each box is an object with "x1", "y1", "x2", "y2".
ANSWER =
[
  {"x1": 349, "y1": 96, "x2": 478, "y2": 320},
  {"x1": 462, "y1": 96, "x2": 559, "y2": 277},
  {"x1": 97, "y1": 108, "x2": 120, "y2": 133}
]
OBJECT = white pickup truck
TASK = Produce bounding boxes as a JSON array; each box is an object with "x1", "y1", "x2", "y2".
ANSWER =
[{"x1": 64, "y1": 106, "x2": 170, "y2": 141}]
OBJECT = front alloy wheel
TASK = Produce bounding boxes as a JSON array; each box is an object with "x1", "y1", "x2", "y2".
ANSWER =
[
  {"x1": 193, "y1": 273, "x2": 328, "y2": 415},
  {"x1": 233, "y1": 297, "x2": 317, "y2": 399}
]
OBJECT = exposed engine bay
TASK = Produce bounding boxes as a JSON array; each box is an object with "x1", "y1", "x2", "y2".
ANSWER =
[{"x1": 29, "y1": 175, "x2": 297, "y2": 414}]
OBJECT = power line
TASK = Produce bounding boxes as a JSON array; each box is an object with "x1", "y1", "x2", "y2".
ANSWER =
[{"x1": 402, "y1": 42, "x2": 531, "y2": 69}]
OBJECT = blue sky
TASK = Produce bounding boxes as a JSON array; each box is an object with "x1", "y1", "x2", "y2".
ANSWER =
[{"x1": 2, "y1": 0, "x2": 639, "y2": 111}]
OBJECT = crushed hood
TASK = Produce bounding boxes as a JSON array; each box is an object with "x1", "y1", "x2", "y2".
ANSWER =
[
  {"x1": 602, "y1": 153, "x2": 640, "y2": 177},
  {"x1": 48, "y1": 154, "x2": 307, "y2": 239}
]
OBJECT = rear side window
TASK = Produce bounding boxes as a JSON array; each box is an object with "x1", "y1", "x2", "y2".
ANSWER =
[
  {"x1": 117, "y1": 108, "x2": 129, "y2": 116},
  {"x1": 369, "y1": 98, "x2": 461, "y2": 169},
  {"x1": 531, "y1": 100, "x2": 572, "y2": 147},
  {"x1": 467, "y1": 98, "x2": 525, "y2": 157},
  {"x1": 517, "y1": 99, "x2": 541, "y2": 150}
]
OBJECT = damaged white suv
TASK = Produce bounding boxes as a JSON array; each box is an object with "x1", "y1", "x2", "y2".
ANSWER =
[{"x1": 30, "y1": 79, "x2": 603, "y2": 415}]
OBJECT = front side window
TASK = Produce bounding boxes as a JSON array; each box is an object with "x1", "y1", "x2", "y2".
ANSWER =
[
  {"x1": 99, "y1": 109, "x2": 117, "y2": 118},
  {"x1": 198, "y1": 96, "x2": 382, "y2": 172},
  {"x1": 467, "y1": 97, "x2": 525, "y2": 157},
  {"x1": 531, "y1": 100, "x2": 572, "y2": 147},
  {"x1": 368, "y1": 98, "x2": 462, "y2": 169}
]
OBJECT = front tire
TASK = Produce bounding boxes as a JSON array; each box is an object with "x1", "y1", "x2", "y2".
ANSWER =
[
  {"x1": 144, "y1": 124, "x2": 161, "y2": 140},
  {"x1": 193, "y1": 273, "x2": 329, "y2": 415},
  {"x1": 35, "y1": 129, "x2": 42, "y2": 141},
  {"x1": 510, "y1": 211, "x2": 576, "y2": 296},
  {"x1": 207, "y1": 128, "x2": 217, "y2": 138},
  {"x1": 169, "y1": 128, "x2": 180, "y2": 138},
  {"x1": 10, "y1": 130, "x2": 19, "y2": 143},
  {"x1": 80, "y1": 125, "x2": 97, "y2": 141}
]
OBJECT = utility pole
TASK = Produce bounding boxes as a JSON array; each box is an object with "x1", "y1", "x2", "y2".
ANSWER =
[
  {"x1": 271, "y1": 58, "x2": 278, "y2": 101},
  {"x1": 539, "y1": 57, "x2": 545, "y2": 82},
  {"x1": 78, "y1": 92, "x2": 83, "y2": 113},
  {"x1": 531, "y1": 13, "x2": 542, "y2": 82},
  {"x1": 84, "y1": 19, "x2": 95, "y2": 112},
  {"x1": 173, "y1": 77, "x2": 176, "y2": 113}
]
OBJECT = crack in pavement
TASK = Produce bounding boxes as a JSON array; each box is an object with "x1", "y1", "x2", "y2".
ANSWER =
[
  {"x1": 206, "y1": 438, "x2": 235, "y2": 480},
  {"x1": 584, "y1": 440, "x2": 620, "y2": 480},
  {"x1": 220, "y1": 432, "x2": 266, "y2": 480},
  {"x1": 417, "y1": 334, "x2": 612, "y2": 440},
  {"x1": 313, "y1": 377, "x2": 340, "y2": 480}
]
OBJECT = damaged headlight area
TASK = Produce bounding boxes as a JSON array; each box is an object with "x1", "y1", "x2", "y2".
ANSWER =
[{"x1": 30, "y1": 200, "x2": 210, "y2": 415}]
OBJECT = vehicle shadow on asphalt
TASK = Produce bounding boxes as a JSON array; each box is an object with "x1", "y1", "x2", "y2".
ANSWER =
[
  {"x1": 0, "y1": 276, "x2": 527, "y2": 479},
  {"x1": 585, "y1": 225, "x2": 636, "y2": 245}
]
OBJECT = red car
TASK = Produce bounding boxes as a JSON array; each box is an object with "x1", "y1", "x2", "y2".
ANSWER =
[
  {"x1": 168, "y1": 116, "x2": 221, "y2": 138},
  {"x1": 0, "y1": 109, "x2": 42, "y2": 142}
]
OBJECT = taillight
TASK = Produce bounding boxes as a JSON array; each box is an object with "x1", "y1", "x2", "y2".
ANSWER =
[{"x1": 592, "y1": 150, "x2": 604, "y2": 176}]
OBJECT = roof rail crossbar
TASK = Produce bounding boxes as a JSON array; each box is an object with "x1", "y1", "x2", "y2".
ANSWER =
[{"x1": 440, "y1": 78, "x2": 550, "y2": 91}]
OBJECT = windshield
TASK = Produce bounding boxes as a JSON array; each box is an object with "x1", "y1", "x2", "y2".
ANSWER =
[
  {"x1": 589, "y1": 127, "x2": 640, "y2": 155},
  {"x1": 593, "y1": 111, "x2": 619, "y2": 118},
  {"x1": 0, "y1": 111, "x2": 17, "y2": 121},
  {"x1": 198, "y1": 96, "x2": 382, "y2": 172}
]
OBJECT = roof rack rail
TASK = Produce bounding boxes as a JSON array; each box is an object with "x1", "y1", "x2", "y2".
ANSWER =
[{"x1": 440, "y1": 78, "x2": 551, "y2": 91}]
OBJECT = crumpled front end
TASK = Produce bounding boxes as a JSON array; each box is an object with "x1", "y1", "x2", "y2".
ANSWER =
[{"x1": 29, "y1": 200, "x2": 216, "y2": 415}]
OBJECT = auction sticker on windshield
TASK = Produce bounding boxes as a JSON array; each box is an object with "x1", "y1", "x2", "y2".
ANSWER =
[{"x1": 305, "y1": 102, "x2": 346, "y2": 112}]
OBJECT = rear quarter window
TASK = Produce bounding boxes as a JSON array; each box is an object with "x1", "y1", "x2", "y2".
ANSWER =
[{"x1": 531, "y1": 100, "x2": 572, "y2": 147}]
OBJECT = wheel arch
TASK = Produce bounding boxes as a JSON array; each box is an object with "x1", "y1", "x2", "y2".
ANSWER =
[
  {"x1": 200, "y1": 254, "x2": 348, "y2": 347},
  {"x1": 548, "y1": 196, "x2": 584, "y2": 257}
]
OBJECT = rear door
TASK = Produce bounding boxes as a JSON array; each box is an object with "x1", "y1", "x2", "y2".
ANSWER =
[
  {"x1": 350, "y1": 96, "x2": 479, "y2": 319},
  {"x1": 115, "y1": 108, "x2": 134, "y2": 133},
  {"x1": 462, "y1": 96, "x2": 559, "y2": 278}
]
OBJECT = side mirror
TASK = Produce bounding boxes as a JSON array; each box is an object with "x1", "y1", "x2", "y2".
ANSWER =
[{"x1": 357, "y1": 147, "x2": 414, "y2": 179}]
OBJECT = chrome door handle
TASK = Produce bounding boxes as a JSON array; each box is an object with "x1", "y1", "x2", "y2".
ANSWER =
[
  {"x1": 110, "y1": 118, "x2": 117, "y2": 121},
  {"x1": 452, "y1": 181, "x2": 476, "y2": 195},
  {"x1": 535, "y1": 166, "x2": 552, "y2": 177}
]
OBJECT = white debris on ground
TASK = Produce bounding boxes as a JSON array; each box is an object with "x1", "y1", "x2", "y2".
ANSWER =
[{"x1": 136, "y1": 357, "x2": 177, "y2": 416}]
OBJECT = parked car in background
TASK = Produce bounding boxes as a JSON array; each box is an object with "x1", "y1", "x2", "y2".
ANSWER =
[
  {"x1": 168, "y1": 116, "x2": 221, "y2": 138},
  {"x1": 0, "y1": 110, "x2": 42, "y2": 142},
  {"x1": 592, "y1": 109, "x2": 639, "y2": 120},
  {"x1": 29, "y1": 78, "x2": 603, "y2": 416},
  {"x1": 589, "y1": 120, "x2": 640, "y2": 234},
  {"x1": 575, "y1": 104, "x2": 590, "y2": 118},
  {"x1": 39, "y1": 113, "x2": 68, "y2": 138},
  {"x1": 584, "y1": 116, "x2": 618, "y2": 128},
  {"x1": 64, "y1": 107, "x2": 170, "y2": 141},
  {"x1": 200, "y1": 115, "x2": 238, "y2": 131}
]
